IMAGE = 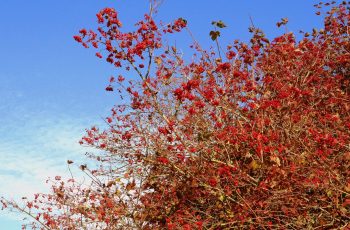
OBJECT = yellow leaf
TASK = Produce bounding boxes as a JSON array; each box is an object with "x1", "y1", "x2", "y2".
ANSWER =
[
  {"x1": 154, "y1": 57, "x2": 162, "y2": 66},
  {"x1": 340, "y1": 207, "x2": 347, "y2": 214},
  {"x1": 250, "y1": 160, "x2": 260, "y2": 170},
  {"x1": 226, "y1": 210, "x2": 234, "y2": 218},
  {"x1": 270, "y1": 156, "x2": 281, "y2": 166},
  {"x1": 326, "y1": 190, "x2": 333, "y2": 197}
]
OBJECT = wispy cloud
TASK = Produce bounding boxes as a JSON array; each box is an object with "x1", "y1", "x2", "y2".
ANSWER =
[
  {"x1": 0, "y1": 110, "x2": 100, "y2": 226},
  {"x1": 0, "y1": 74, "x2": 112, "y2": 227},
  {"x1": 0, "y1": 115, "x2": 91, "y2": 199}
]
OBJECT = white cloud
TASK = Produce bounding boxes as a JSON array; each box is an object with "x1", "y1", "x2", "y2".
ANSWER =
[
  {"x1": 0, "y1": 84, "x2": 109, "y2": 225},
  {"x1": 0, "y1": 115, "x2": 95, "y2": 200}
]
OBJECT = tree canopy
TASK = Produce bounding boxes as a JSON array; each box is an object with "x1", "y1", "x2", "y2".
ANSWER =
[{"x1": 2, "y1": 1, "x2": 350, "y2": 229}]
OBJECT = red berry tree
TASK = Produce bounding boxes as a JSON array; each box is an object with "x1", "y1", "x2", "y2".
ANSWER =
[{"x1": 2, "y1": 1, "x2": 350, "y2": 229}]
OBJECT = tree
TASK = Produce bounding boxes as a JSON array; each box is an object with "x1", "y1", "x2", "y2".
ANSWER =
[{"x1": 2, "y1": 1, "x2": 350, "y2": 229}]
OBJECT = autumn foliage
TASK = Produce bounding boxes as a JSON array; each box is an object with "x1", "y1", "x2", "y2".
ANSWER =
[{"x1": 2, "y1": 1, "x2": 350, "y2": 229}]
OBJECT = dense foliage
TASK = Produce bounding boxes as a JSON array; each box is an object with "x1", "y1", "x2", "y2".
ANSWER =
[{"x1": 2, "y1": 1, "x2": 350, "y2": 229}]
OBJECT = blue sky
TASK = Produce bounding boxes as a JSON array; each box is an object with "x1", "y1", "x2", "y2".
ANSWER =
[{"x1": 0, "y1": 0, "x2": 325, "y2": 228}]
